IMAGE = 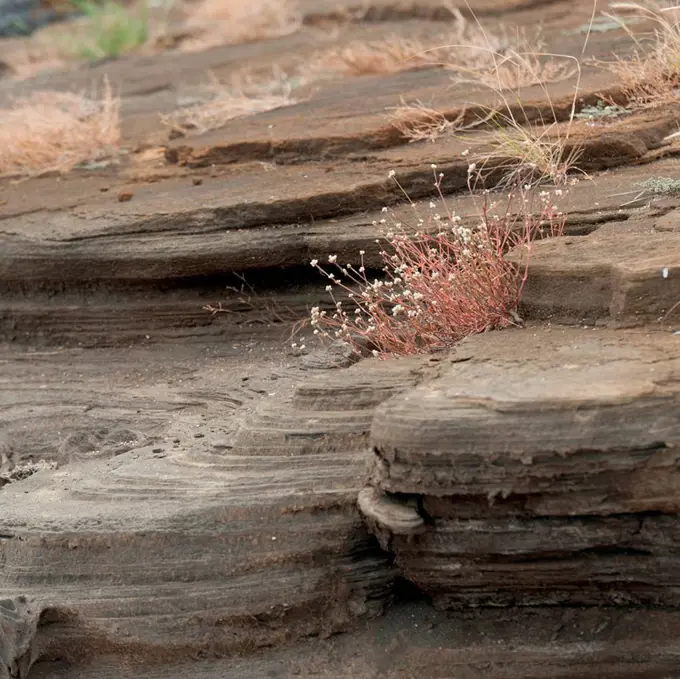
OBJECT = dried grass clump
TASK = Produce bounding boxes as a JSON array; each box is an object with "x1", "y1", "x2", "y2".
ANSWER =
[
  {"x1": 307, "y1": 8, "x2": 513, "y2": 78},
  {"x1": 181, "y1": 0, "x2": 301, "y2": 52},
  {"x1": 388, "y1": 101, "x2": 465, "y2": 143},
  {"x1": 161, "y1": 72, "x2": 298, "y2": 136},
  {"x1": 475, "y1": 114, "x2": 584, "y2": 188},
  {"x1": 308, "y1": 36, "x2": 435, "y2": 77},
  {"x1": 0, "y1": 80, "x2": 120, "y2": 178},
  {"x1": 308, "y1": 169, "x2": 565, "y2": 357},
  {"x1": 601, "y1": 1, "x2": 680, "y2": 106},
  {"x1": 457, "y1": 49, "x2": 576, "y2": 91}
]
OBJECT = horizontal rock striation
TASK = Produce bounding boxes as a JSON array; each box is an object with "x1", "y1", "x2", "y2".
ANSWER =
[
  {"x1": 360, "y1": 328, "x2": 680, "y2": 608},
  {"x1": 0, "y1": 346, "x2": 431, "y2": 674}
]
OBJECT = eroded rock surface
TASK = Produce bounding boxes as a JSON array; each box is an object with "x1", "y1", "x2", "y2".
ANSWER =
[
  {"x1": 3, "y1": 0, "x2": 680, "y2": 675},
  {"x1": 362, "y1": 327, "x2": 680, "y2": 608},
  {"x1": 0, "y1": 338, "x2": 437, "y2": 672}
]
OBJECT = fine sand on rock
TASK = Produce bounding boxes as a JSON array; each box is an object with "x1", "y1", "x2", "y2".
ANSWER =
[{"x1": 3, "y1": 0, "x2": 680, "y2": 676}]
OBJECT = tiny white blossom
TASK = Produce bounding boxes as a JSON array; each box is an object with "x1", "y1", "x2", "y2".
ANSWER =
[
  {"x1": 310, "y1": 259, "x2": 319, "y2": 267},
  {"x1": 381, "y1": 206, "x2": 388, "y2": 213},
  {"x1": 388, "y1": 170, "x2": 396, "y2": 178},
  {"x1": 325, "y1": 285, "x2": 332, "y2": 292},
  {"x1": 431, "y1": 163, "x2": 437, "y2": 169},
  {"x1": 359, "y1": 250, "x2": 366, "y2": 255},
  {"x1": 328, "y1": 254, "x2": 337, "y2": 264},
  {"x1": 462, "y1": 149, "x2": 470, "y2": 157},
  {"x1": 663, "y1": 267, "x2": 670, "y2": 278}
]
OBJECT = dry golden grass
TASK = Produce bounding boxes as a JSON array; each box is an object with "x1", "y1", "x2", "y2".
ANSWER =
[
  {"x1": 161, "y1": 71, "x2": 299, "y2": 136},
  {"x1": 307, "y1": 8, "x2": 573, "y2": 91},
  {"x1": 600, "y1": 1, "x2": 680, "y2": 106},
  {"x1": 306, "y1": 8, "x2": 513, "y2": 78},
  {"x1": 455, "y1": 49, "x2": 576, "y2": 90},
  {"x1": 181, "y1": 0, "x2": 301, "y2": 52},
  {"x1": 307, "y1": 36, "x2": 436, "y2": 77},
  {"x1": 388, "y1": 101, "x2": 465, "y2": 142},
  {"x1": 0, "y1": 79, "x2": 120, "y2": 178},
  {"x1": 474, "y1": 116, "x2": 585, "y2": 188}
]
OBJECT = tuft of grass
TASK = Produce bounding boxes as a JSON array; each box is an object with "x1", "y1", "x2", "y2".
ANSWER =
[
  {"x1": 455, "y1": 51, "x2": 576, "y2": 91},
  {"x1": 456, "y1": 0, "x2": 596, "y2": 188},
  {"x1": 161, "y1": 70, "x2": 299, "y2": 137},
  {"x1": 474, "y1": 113, "x2": 585, "y2": 188},
  {"x1": 599, "y1": 1, "x2": 680, "y2": 107},
  {"x1": 307, "y1": 9, "x2": 515, "y2": 79},
  {"x1": 388, "y1": 101, "x2": 465, "y2": 143},
  {"x1": 307, "y1": 169, "x2": 566, "y2": 357},
  {"x1": 181, "y1": 0, "x2": 300, "y2": 52},
  {"x1": 68, "y1": 0, "x2": 149, "y2": 61},
  {"x1": 307, "y1": 36, "x2": 435, "y2": 77},
  {"x1": 0, "y1": 78, "x2": 121, "y2": 178}
]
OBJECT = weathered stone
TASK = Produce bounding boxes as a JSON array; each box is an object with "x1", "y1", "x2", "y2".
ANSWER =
[
  {"x1": 0, "y1": 342, "x2": 429, "y2": 669},
  {"x1": 362, "y1": 328, "x2": 680, "y2": 607},
  {"x1": 515, "y1": 220, "x2": 680, "y2": 325}
]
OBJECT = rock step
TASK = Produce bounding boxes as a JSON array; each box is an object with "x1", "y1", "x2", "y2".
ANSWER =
[
  {"x1": 0, "y1": 344, "x2": 428, "y2": 672},
  {"x1": 516, "y1": 220, "x2": 680, "y2": 325},
  {"x1": 361, "y1": 327, "x2": 680, "y2": 608}
]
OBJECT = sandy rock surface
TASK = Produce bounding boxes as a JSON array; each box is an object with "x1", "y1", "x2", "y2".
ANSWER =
[{"x1": 3, "y1": 0, "x2": 680, "y2": 676}]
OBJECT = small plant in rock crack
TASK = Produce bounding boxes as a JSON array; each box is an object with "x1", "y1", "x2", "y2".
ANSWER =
[
  {"x1": 575, "y1": 100, "x2": 631, "y2": 121},
  {"x1": 307, "y1": 168, "x2": 566, "y2": 357},
  {"x1": 639, "y1": 177, "x2": 680, "y2": 196}
]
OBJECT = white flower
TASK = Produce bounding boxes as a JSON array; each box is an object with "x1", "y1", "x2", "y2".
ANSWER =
[
  {"x1": 328, "y1": 254, "x2": 337, "y2": 264},
  {"x1": 429, "y1": 201, "x2": 436, "y2": 208},
  {"x1": 325, "y1": 285, "x2": 332, "y2": 292},
  {"x1": 359, "y1": 250, "x2": 365, "y2": 255},
  {"x1": 310, "y1": 259, "x2": 319, "y2": 267},
  {"x1": 462, "y1": 149, "x2": 469, "y2": 157},
  {"x1": 663, "y1": 267, "x2": 670, "y2": 279},
  {"x1": 388, "y1": 170, "x2": 396, "y2": 178},
  {"x1": 467, "y1": 163, "x2": 477, "y2": 173},
  {"x1": 431, "y1": 163, "x2": 437, "y2": 169},
  {"x1": 372, "y1": 350, "x2": 379, "y2": 357}
]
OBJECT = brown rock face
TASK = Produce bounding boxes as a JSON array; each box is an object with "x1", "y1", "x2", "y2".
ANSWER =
[
  {"x1": 361, "y1": 328, "x2": 680, "y2": 609},
  {"x1": 0, "y1": 344, "x2": 435, "y2": 674}
]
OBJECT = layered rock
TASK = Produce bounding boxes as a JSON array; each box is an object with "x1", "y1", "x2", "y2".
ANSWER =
[
  {"x1": 0, "y1": 344, "x2": 434, "y2": 674},
  {"x1": 360, "y1": 328, "x2": 680, "y2": 608}
]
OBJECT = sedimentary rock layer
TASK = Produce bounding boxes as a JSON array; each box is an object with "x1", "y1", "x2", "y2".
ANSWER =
[
  {"x1": 0, "y1": 343, "x2": 430, "y2": 674},
  {"x1": 362, "y1": 328, "x2": 680, "y2": 607}
]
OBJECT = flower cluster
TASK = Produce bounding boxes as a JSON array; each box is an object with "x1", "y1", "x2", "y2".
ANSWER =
[{"x1": 307, "y1": 169, "x2": 565, "y2": 357}]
